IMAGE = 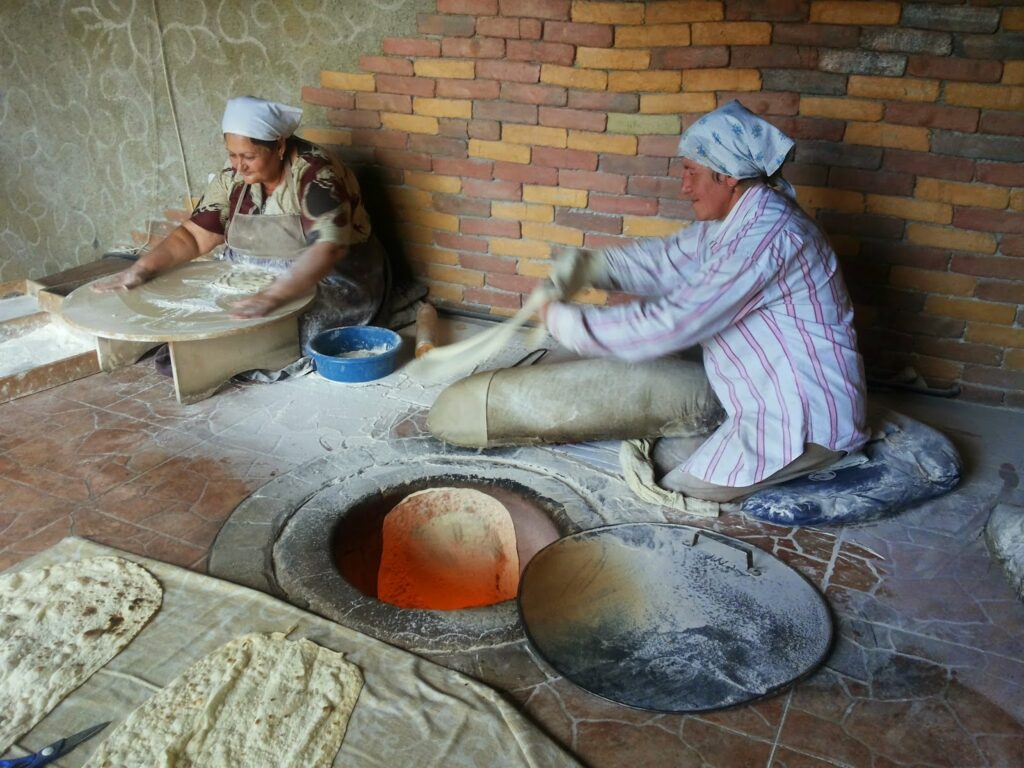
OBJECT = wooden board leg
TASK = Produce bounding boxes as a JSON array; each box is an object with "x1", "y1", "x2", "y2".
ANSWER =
[
  {"x1": 96, "y1": 337, "x2": 161, "y2": 371},
  {"x1": 168, "y1": 315, "x2": 302, "y2": 405}
]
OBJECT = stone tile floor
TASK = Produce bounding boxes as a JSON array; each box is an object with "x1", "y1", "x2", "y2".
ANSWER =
[{"x1": 1, "y1": 317, "x2": 1022, "y2": 767}]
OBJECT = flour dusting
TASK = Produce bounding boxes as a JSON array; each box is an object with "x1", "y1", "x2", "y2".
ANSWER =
[{"x1": 0, "y1": 324, "x2": 94, "y2": 377}]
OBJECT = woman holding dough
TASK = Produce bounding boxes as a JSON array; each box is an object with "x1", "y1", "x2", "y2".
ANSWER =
[{"x1": 95, "y1": 96, "x2": 385, "y2": 348}]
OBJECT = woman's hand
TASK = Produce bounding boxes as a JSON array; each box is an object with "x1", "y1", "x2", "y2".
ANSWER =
[
  {"x1": 227, "y1": 289, "x2": 288, "y2": 319},
  {"x1": 91, "y1": 266, "x2": 154, "y2": 293}
]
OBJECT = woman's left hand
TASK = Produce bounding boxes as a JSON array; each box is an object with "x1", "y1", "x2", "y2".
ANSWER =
[{"x1": 228, "y1": 290, "x2": 287, "y2": 319}]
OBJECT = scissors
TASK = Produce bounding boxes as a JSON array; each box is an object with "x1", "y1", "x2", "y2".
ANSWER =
[{"x1": 0, "y1": 722, "x2": 110, "y2": 767}]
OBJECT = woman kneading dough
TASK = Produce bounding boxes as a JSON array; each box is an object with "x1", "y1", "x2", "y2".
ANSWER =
[{"x1": 94, "y1": 95, "x2": 386, "y2": 350}]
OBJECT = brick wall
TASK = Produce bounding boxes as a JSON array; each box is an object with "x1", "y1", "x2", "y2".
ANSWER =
[{"x1": 297, "y1": 0, "x2": 1024, "y2": 407}]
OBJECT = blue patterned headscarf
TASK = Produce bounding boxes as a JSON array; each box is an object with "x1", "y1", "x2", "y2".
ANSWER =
[{"x1": 678, "y1": 101, "x2": 796, "y2": 198}]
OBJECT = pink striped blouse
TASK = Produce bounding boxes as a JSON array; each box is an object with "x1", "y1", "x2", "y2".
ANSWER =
[{"x1": 546, "y1": 183, "x2": 869, "y2": 487}]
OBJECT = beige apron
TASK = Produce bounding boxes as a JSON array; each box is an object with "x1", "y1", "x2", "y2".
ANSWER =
[{"x1": 222, "y1": 179, "x2": 385, "y2": 348}]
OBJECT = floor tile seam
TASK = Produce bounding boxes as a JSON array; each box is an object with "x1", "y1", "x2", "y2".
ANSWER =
[
  {"x1": 70, "y1": 506, "x2": 212, "y2": 552},
  {"x1": 764, "y1": 688, "x2": 794, "y2": 767},
  {"x1": 838, "y1": 617, "x2": 1024, "y2": 664},
  {"x1": 681, "y1": 716, "x2": 777, "y2": 747},
  {"x1": 0, "y1": 470, "x2": 96, "y2": 509},
  {"x1": 0, "y1": 515, "x2": 73, "y2": 554}
]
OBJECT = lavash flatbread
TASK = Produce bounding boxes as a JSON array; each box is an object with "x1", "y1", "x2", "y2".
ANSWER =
[
  {"x1": 0, "y1": 556, "x2": 162, "y2": 751},
  {"x1": 85, "y1": 632, "x2": 362, "y2": 768}
]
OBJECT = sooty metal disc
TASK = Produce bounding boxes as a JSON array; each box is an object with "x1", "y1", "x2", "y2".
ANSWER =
[{"x1": 517, "y1": 523, "x2": 832, "y2": 713}]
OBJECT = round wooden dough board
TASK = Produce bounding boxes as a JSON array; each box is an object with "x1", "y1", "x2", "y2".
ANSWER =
[{"x1": 61, "y1": 261, "x2": 315, "y2": 342}]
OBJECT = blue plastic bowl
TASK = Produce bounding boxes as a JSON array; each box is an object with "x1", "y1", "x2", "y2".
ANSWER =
[{"x1": 307, "y1": 326, "x2": 402, "y2": 383}]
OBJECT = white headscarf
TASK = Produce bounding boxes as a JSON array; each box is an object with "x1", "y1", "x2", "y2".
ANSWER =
[
  {"x1": 221, "y1": 96, "x2": 303, "y2": 140},
  {"x1": 678, "y1": 101, "x2": 796, "y2": 198}
]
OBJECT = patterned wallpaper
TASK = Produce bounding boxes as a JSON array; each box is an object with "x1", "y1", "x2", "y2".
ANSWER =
[{"x1": 0, "y1": 0, "x2": 432, "y2": 283}]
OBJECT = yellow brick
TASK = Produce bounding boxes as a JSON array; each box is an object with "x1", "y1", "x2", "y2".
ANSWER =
[
  {"x1": 640, "y1": 92, "x2": 717, "y2": 114},
  {"x1": 517, "y1": 260, "x2": 552, "y2": 279},
  {"x1": 909, "y1": 355, "x2": 962, "y2": 383},
  {"x1": 389, "y1": 188, "x2": 433, "y2": 209},
  {"x1": 847, "y1": 75, "x2": 940, "y2": 102},
  {"x1": 925, "y1": 296, "x2": 1017, "y2": 325},
  {"x1": 405, "y1": 244, "x2": 459, "y2": 265},
  {"x1": 571, "y1": 1, "x2": 645, "y2": 24},
  {"x1": 503, "y1": 123, "x2": 568, "y2": 148},
  {"x1": 523, "y1": 185, "x2": 589, "y2": 208},
  {"x1": 491, "y1": 238, "x2": 551, "y2": 259},
  {"x1": 540, "y1": 64, "x2": 608, "y2": 90},
  {"x1": 381, "y1": 113, "x2": 439, "y2": 135},
  {"x1": 424, "y1": 263, "x2": 485, "y2": 287},
  {"x1": 890, "y1": 266, "x2": 977, "y2": 296},
  {"x1": 608, "y1": 70, "x2": 682, "y2": 93},
  {"x1": 402, "y1": 208, "x2": 460, "y2": 232},
  {"x1": 574, "y1": 287, "x2": 610, "y2": 306},
  {"x1": 1003, "y1": 61, "x2": 1024, "y2": 85},
  {"x1": 647, "y1": 1, "x2": 724, "y2": 23},
  {"x1": 623, "y1": 217, "x2": 690, "y2": 237},
  {"x1": 1003, "y1": 8, "x2": 1024, "y2": 30},
  {"x1": 945, "y1": 83, "x2": 1024, "y2": 111},
  {"x1": 866, "y1": 194, "x2": 952, "y2": 224},
  {"x1": 809, "y1": 1, "x2": 901, "y2": 25},
  {"x1": 404, "y1": 171, "x2": 462, "y2": 194},
  {"x1": 1006, "y1": 349, "x2": 1024, "y2": 371},
  {"x1": 692, "y1": 21, "x2": 771, "y2": 45},
  {"x1": 577, "y1": 47, "x2": 650, "y2": 70},
  {"x1": 915, "y1": 178, "x2": 1010, "y2": 210},
  {"x1": 297, "y1": 127, "x2": 352, "y2": 146},
  {"x1": 521, "y1": 221, "x2": 586, "y2": 246},
  {"x1": 1011, "y1": 189, "x2": 1024, "y2": 212},
  {"x1": 681, "y1": 68, "x2": 761, "y2": 92},
  {"x1": 800, "y1": 96, "x2": 883, "y2": 122},
  {"x1": 615, "y1": 24, "x2": 691, "y2": 48},
  {"x1": 426, "y1": 282, "x2": 464, "y2": 303},
  {"x1": 906, "y1": 223, "x2": 998, "y2": 254},
  {"x1": 413, "y1": 59, "x2": 475, "y2": 79},
  {"x1": 412, "y1": 97, "x2": 472, "y2": 119},
  {"x1": 844, "y1": 121, "x2": 930, "y2": 151},
  {"x1": 468, "y1": 139, "x2": 532, "y2": 164},
  {"x1": 320, "y1": 71, "x2": 376, "y2": 92},
  {"x1": 966, "y1": 322, "x2": 1024, "y2": 348},
  {"x1": 795, "y1": 186, "x2": 865, "y2": 214},
  {"x1": 492, "y1": 202, "x2": 555, "y2": 223},
  {"x1": 567, "y1": 130, "x2": 638, "y2": 155}
]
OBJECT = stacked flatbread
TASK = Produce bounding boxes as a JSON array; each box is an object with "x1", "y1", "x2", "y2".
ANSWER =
[
  {"x1": 0, "y1": 556, "x2": 162, "y2": 751},
  {"x1": 85, "y1": 632, "x2": 363, "y2": 768}
]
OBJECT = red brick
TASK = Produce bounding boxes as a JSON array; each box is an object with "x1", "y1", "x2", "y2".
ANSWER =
[
  {"x1": 819, "y1": 213, "x2": 905, "y2": 240},
  {"x1": 976, "y1": 280, "x2": 1024, "y2": 304},
  {"x1": 437, "y1": 79, "x2": 501, "y2": 99},
  {"x1": 438, "y1": 118, "x2": 470, "y2": 138},
  {"x1": 781, "y1": 162, "x2": 829, "y2": 186},
  {"x1": 543, "y1": 21, "x2": 613, "y2": 47},
  {"x1": 350, "y1": 129, "x2": 408, "y2": 149},
  {"x1": 521, "y1": 18, "x2": 543, "y2": 38},
  {"x1": 829, "y1": 167, "x2": 915, "y2": 196},
  {"x1": 567, "y1": 90, "x2": 639, "y2": 112},
  {"x1": 442, "y1": 36, "x2": 506, "y2": 58},
  {"x1": 601, "y1": 155, "x2": 670, "y2": 176},
  {"x1": 638, "y1": 135, "x2": 683, "y2": 157},
  {"x1": 476, "y1": 16, "x2": 521, "y2": 38},
  {"x1": 355, "y1": 93, "x2": 410, "y2": 113},
  {"x1": 465, "y1": 286, "x2": 524, "y2": 309},
  {"x1": 437, "y1": 231, "x2": 491, "y2": 251},
  {"x1": 418, "y1": 14, "x2": 476, "y2": 37},
  {"x1": 359, "y1": 55, "x2": 414, "y2": 76},
  {"x1": 474, "y1": 100, "x2": 538, "y2": 123},
  {"x1": 963, "y1": 365, "x2": 1024, "y2": 391},
  {"x1": 326, "y1": 109, "x2": 381, "y2": 129},
  {"x1": 976, "y1": 162, "x2": 1024, "y2": 187},
  {"x1": 960, "y1": 384, "x2": 1006, "y2": 407},
  {"x1": 1001, "y1": 235, "x2": 1024, "y2": 257},
  {"x1": 382, "y1": 37, "x2": 440, "y2": 57},
  {"x1": 890, "y1": 311, "x2": 965, "y2": 339},
  {"x1": 585, "y1": 233, "x2": 634, "y2": 249},
  {"x1": 468, "y1": 119, "x2": 502, "y2": 140},
  {"x1": 301, "y1": 86, "x2": 355, "y2": 110},
  {"x1": 538, "y1": 106, "x2": 606, "y2": 132},
  {"x1": 626, "y1": 176, "x2": 683, "y2": 199},
  {"x1": 459, "y1": 252, "x2": 519, "y2": 273},
  {"x1": 374, "y1": 149, "x2": 432, "y2": 171},
  {"x1": 953, "y1": 208, "x2": 1024, "y2": 234},
  {"x1": 590, "y1": 193, "x2": 659, "y2": 216},
  {"x1": 732, "y1": 45, "x2": 818, "y2": 69},
  {"x1": 408, "y1": 134, "x2": 468, "y2": 157},
  {"x1": 499, "y1": 0, "x2": 570, "y2": 20},
  {"x1": 493, "y1": 161, "x2": 559, "y2": 185},
  {"x1": 432, "y1": 157, "x2": 494, "y2": 178},
  {"x1": 914, "y1": 338, "x2": 1001, "y2": 366},
  {"x1": 717, "y1": 91, "x2": 800, "y2": 115},
  {"x1": 727, "y1": 0, "x2": 807, "y2": 21},
  {"x1": 507, "y1": 39, "x2": 575, "y2": 65},
  {"x1": 532, "y1": 146, "x2": 599, "y2": 170},
  {"x1": 462, "y1": 217, "x2": 521, "y2": 237},
  {"x1": 489, "y1": 272, "x2": 543, "y2": 294},
  {"x1": 906, "y1": 55, "x2": 1003, "y2": 82},
  {"x1": 773, "y1": 23, "x2": 859, "y2": 48},
  {"x1": 871, "y1": 243, "x2": 950, "y2": 271},
  {"x1": 438, "y1": 0, "x2": 497, "y2": 14},
  {"x1": 885, "y1": 103, "x2": 979, "y2": 132},
  {"x1": 555, "y1": 209, "x2": 623, "y2": 235},
  {"x1": 980, "y1": 112, "x2": 1024, "y2": 137},
  {"x1": 501, "y1": 82, "x2": 568, "y2": 106},
  {"x1": 463, "y1": 178, "x2": 523, "y2": 200},
  {"x1": 377, "y1": 74, "x2": 436, "y2": 97},
  {"x1": 652, "y1": 46, "x2": 730, "y2": 70},
  {"x1": 658, "y1": 198, "x2": 697, "y2": 219},
  {"x1": 558, "y1": 169, "x2": 628, "y2": 194},
  {"x1": 883, "y1": 150, "x2": 974, "y2": 182},
  {"x1": 477, "y1": 60, "x2": 541, "y2": 83},
  {"x1": 951, "y1": 255, "x2": 1024, "y2": 281},
  {"x1": 771, "y1": 116, "x2": 845, "y2": 142}
]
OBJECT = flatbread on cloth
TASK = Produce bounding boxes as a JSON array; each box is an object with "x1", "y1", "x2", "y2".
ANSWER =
[
  {"x1": 84, "y1": 632, "x2": 363, "y2": 768},
  {"x1": 0, "y1": 556, "x2": 162, "y2": 751}
]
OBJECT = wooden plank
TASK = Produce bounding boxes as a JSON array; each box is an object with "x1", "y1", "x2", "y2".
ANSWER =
[
  {"x1": 26, "y1": 256, "x2": 135, "y2": 297},
  {"x1": 0, "y1": 279, "x2": 28, "y2": 298},
  {"x1": 95, "y1": 337, "x2": 161, "y2": 371},
  {"x1": 0, "y1": 351, "x2": 100, "y2": 404}
]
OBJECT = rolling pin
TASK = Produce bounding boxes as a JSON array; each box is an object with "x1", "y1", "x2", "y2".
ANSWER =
[{"x1": 415, "y1": 302, "x2": 439, "y2": 358}]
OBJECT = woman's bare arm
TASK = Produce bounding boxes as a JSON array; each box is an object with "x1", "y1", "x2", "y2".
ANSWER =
[{"x1": 92, "y1": 221, "x2": 225, "y2": 292}]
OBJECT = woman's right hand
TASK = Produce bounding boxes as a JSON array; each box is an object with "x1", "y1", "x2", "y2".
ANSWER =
[{"x1": 90, "y1": 266, "x2": 154, "y2": 293}]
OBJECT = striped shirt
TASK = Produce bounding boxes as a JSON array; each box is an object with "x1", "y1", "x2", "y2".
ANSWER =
[{"x1": 546, "y1": 183, "x2": 868, "y2": 487}]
